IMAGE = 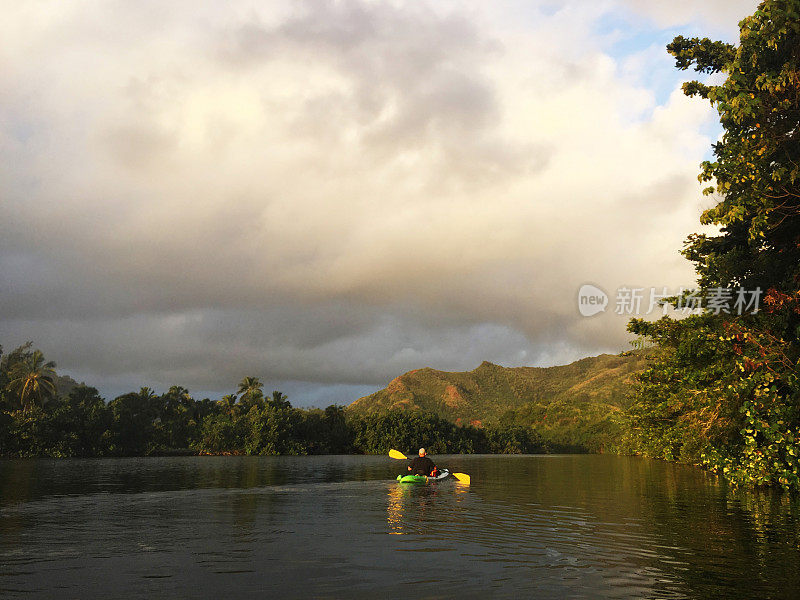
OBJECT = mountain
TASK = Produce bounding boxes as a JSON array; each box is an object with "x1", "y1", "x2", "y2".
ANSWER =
[{"x1": 347, "y1": 352, "x2": 651, "y2": 452}]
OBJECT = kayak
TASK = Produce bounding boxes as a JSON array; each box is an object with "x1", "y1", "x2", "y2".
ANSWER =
[{"x1": 396, "y1": 469, "x2": 451, "y2": 484}]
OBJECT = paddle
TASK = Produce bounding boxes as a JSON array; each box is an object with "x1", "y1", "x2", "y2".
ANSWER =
[
  {"x1": 388, "y1": 449, "x2": 470, "y2": 484},
  {"x1": 451, "y1": 472, "x2": 470, "y2": 485}
]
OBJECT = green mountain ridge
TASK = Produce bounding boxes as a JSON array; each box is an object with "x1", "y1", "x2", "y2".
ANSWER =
[{"x1": 348, "y1": 352, "x2": 651, "y2": 451}]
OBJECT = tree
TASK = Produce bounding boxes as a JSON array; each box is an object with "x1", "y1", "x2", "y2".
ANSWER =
[
  {"x1": 669, "y1": 3, "x2": 800, "y2": 295},
  {"x1": 267, "y1": 390, "x2": 291, "y2": 410},
  {"x1": 245, "y1": 406, "x2": 307, "y2": 455},
  {"x1": 198, "y1": 412, "x2": 244, "y2": 453},
  {"x1": 152, "y1": 386, "x2": 197, "y2": 450},
  {"x1": 219, "y1": 393, "x2": 239, "y2": 416},
  {"x1": 7, "y1": 349, "x2": 57, "y2": 413},
  {"x1": 484, "y1": 424, "x2": 546, "y2": 454},
  {"x1": 301, "y1": 405, "x2": 352, "y2": 454},
  {"x1": 237, "y1": 376, "x2": 264, "y2": 410},
  {"x1": 626, "y1": 1, "x2": 800, "y2": 490},
  {"x1": 49, "y1": 385, "x2": 112, "y2": 456},
  {"x1": 108, "y1": 387, "x2": 158, "y2": 456}
]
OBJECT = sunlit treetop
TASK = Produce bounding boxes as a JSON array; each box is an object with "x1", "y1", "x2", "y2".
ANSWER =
[{"x1": 669, "y1": 0, "x2": 800, "y2": 292}]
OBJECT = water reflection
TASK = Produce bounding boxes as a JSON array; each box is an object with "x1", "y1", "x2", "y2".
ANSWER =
[
  {"x1": 1, "y1": 455, "x2": 800, "y2": 599},
  {"x1": 387, "y1": 481, "x2": 470, "y2": 536},
  {"x1": 386, "y1": 483, "x2": 405, "y2": 534}
]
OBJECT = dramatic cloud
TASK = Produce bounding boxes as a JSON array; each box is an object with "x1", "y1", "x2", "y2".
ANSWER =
[{"x1": 0, "y1": 0, "x2": 759, "y2": 403}]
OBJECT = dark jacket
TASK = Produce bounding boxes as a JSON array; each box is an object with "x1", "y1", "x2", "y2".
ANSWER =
[{"x1": 408, "y1": 455, "x2": 436, "y2": 476}]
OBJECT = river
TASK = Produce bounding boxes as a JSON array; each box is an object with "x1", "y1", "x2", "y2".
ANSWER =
[{"x1": 1, "y1": 454, "x2": 799, "y2": 599}]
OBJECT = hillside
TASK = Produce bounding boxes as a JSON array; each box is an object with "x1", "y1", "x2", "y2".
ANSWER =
[{"x1": 348, "y1": 352, "x2": 651, "y2": 452}]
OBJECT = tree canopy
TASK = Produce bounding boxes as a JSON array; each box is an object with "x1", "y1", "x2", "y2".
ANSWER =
[
  {"x1": 625, "y1": 0, "x2": 800, "y2": 490},
  {"x1": 0, "y1": 342, "x2": 549, "y2": 458}
]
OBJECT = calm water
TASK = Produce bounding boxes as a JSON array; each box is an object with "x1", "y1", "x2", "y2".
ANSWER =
[{"x1": 2, "y1": 455, "x2": 800, "y2": 599}]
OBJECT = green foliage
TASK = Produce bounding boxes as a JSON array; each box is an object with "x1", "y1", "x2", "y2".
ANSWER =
[
  {"x1": 1, "y1": 343, "x2": 548, "y2": 458},
  {"x1": 348, "y1": 410, "x2": 547, "y2": 455},
  {"x1": 483, "y1": 424, "x2": 546, "y2": 454},
  {"x1": 301, "y1": 405, "x2": 353, "y2": 454},
  {"x1": 350, "y1": 411, "x2": 466, "y2": 454},
  {"x1": 667, "y1": 36, "x2": 735, "y2": 75},
  {"x1": 243, "y1": 405, "x2": 308, "y2": 455},
  {"x1": 625, "y1": 312, "x2": 800, "y2": 490},
  {"x1": 108, "y1": 388, "x2": 159, "y2": 456},
  {"x1": 237, "y1": 376, "x2": 265, "y2": 411},
  {"x1": 3, "y1": 343, "x2": 57, "y2": 413},
  {"x1": 49, "y1": 386, "x2": 113, "y2": 457},
  {"x1": 626, "y1": 1, "x2": 800, "y2": 491},
  {"x1": 1, "y1": 392, "x2": 112, "y2": 459},
  {"x1": 671, "y1": 1, "x2": 800, "y2": 291},
  {"x1": 623, "y1": 315, "x2": 743, "y2": 462},
  {"x1": 197, "y1": 412, "x2": 245, "y2": 453}
]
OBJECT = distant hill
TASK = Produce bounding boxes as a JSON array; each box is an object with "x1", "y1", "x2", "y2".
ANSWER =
[
  {"x1": 55, "y1": 374, "x2": 82, "y2": 398},
  {"x1": 348, "y1": 352, "x2": 651, "y2": 452}
]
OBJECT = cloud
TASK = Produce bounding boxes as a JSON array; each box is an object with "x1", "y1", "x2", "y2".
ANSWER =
[
  {"x1": 0, "y1": 0, "x2": 754, "y2": 402},
  {"x1": 617, "y1": 0, "x2": 759, "y2": 36}
]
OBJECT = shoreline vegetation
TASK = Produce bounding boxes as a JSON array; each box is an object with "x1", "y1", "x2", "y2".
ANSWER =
[
  {"x1": 617, "y1": 2, "x2": 800, "y2": 492},
  {"x1": 0, "y1": 342, "x2": 550, "y2": 459}
]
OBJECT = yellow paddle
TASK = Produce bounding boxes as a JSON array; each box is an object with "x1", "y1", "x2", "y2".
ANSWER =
[
  {"x1": 452, "y1": 472, "x2": 470, "y2": 485},
  {"x1": 388, "y1": 449, "x2": 470, "y2": 484}
]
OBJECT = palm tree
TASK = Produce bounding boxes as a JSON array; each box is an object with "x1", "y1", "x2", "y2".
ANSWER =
[
  {"x1": 8, "y1": 350, "x2": 57, "y2": 412},
  {"x1": 166, "y1": 385, "x2": 193, "y2": 412},
  {"x1": 268, "y1": 390, "x2": 290, "y2": 410},
  {"x1": 168, "y1": 385, "x2": 192, "y2": 402},
  {"x1": 237, "y1": 377, "x2": 264, "y2": 408},
  {"x1": 138, "y1": 387, "x2": 157, "y2": 401},
  {"x1": 218, "y1": 393, "x2": 238, "y2": 416}
]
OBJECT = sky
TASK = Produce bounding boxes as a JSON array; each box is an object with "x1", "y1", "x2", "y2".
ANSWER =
[{"x1": 0, "y1": 0, "x2": 759, "y2": 406}]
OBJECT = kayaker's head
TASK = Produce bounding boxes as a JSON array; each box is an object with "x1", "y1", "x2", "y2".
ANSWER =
[{"x1": 418, "y1": 448, "x2": 426, "y2": 456}]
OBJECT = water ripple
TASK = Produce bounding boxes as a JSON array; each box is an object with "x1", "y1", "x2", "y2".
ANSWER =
[{"x1": 1, "y1": 455, "x2": 800, "y2": 599}]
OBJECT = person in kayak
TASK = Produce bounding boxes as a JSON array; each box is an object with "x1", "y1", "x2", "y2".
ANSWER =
[{"x1": 408, "y1": 448, "x2": 438, "y2": 476}]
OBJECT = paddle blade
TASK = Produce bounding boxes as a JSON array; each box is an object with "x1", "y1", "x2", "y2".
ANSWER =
[
  {"x1": 389, "y1": 449, "x2": 407, "y2": 460},
  {"x1": 452, "y1": 472, "x2": 470, "y2": 485}
]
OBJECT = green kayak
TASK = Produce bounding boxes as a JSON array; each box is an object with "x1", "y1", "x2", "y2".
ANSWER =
[{"x1": 396, "y1": 469, "x2": 451, "y2": 484}]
